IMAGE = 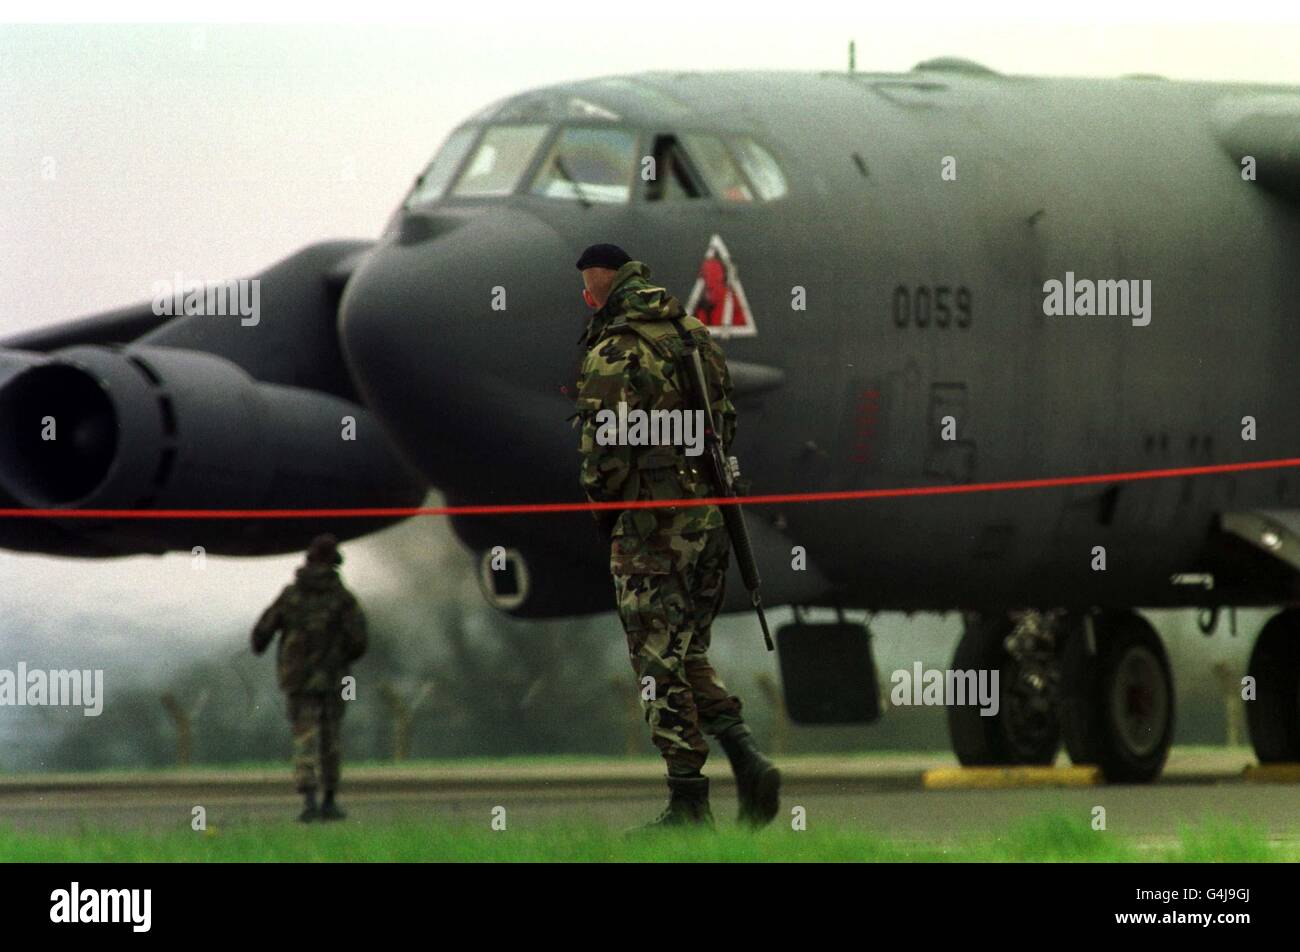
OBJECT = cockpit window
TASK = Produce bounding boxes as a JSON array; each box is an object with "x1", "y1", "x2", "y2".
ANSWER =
[
  {"x1": 681, "y1": 134, "x2": 753, "y2": 203},
  {"x1": 645, "y1": 135, "x2": 705, "y2": 201},
  {"x1": 531, "y1": 127, "x2": 638, "y2": 204},
  {"x1": 406, "y1": 127, "x2": 477, "y2": 207},
  {"x1": 451, "y1": 124, "x2": 548, "y2": 198},
  {"x1": 734, "y1": 138, "x2": 788, "y2": 201}
]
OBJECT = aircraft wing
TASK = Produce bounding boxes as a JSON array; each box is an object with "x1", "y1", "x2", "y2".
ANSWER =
[
  {"x1": 1220, "y1": 509, "x2": 1300, "y2": 572},
  {"x1": 0, "y1": 301, "x2": 174, "y2": 352},
  {"x1": 2, "y1": 241, "x2": 376, "y2": 354}
]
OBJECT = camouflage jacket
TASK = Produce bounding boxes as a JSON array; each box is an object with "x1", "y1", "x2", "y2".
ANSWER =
[
  {"x1": 574, "y1": 261, "x2": 737, "y2": 574},
  {"x1": 251, "y1": 563, "x2": 368, "y2": 694}
]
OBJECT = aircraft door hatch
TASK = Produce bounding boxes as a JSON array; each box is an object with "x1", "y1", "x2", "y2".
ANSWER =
[{"x1": 924, "y1": 382, "x2": 976, "y2": 483}]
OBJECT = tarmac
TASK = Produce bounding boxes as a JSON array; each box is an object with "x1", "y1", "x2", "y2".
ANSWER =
[{"x1": 1, "y1": 747, "x2": 1295, "y2": 841}]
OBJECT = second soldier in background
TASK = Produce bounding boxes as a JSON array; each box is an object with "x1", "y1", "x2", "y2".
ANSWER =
[
  {"x1": 252, "y1": 533, "x2": 369, "y2": 822},
  {"x1": 572, "y1": 243, "x2": 780, "y2": 829}
]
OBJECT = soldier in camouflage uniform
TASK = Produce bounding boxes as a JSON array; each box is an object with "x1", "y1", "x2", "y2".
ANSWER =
[
  {"x1": 252, "y1": 534, "x2": 368, "y2": 822},
  {"x1": 572, "y1": 243, "x2": 780, "y2": 829}
]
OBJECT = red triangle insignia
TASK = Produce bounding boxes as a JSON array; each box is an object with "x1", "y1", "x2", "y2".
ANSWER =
[{"x1": 684, "y1": 234, "x2": 757, "y2": 338}]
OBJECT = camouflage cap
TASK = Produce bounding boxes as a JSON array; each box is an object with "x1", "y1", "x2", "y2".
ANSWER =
[
  {"x1": 306, "y1": 533, "x2": 342, "y2": 565},
  {"x1": 575, "y1": 243, "x2": 631, "y2": 271}
]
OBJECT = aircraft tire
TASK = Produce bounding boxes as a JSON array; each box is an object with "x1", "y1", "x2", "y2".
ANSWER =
[
  {"x1": 1060, "y1": 612, "x2": 1173, "y2": 783},
  {"x1": 946, "y1": 613, "x2": 1059, "y2": 766},
  {"x1": 1245, "y1": 609, "x2": 1300, "y2": 762}
]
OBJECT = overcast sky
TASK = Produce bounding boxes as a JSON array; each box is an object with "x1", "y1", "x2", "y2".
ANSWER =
[
  {"x1": 1, "y1": 11, "x2": 1298, "y2": 662},
  {"x1": 5, "y1": 16, "x2": 1300, "y2": 335}
]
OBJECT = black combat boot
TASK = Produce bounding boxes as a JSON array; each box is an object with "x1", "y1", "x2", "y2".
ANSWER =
[
  {"x1": 635, "y1": 775, "x2": 714, "y2": 831},
  {"x1": 718, "y1": 724, "x2": 781, "y2": 828},
  {"x1": 319, "y1": 789, "x2": 347, "y2": 821},
  {"x1": 298, "y1": 789, "x2": 320, "y2": 823}
]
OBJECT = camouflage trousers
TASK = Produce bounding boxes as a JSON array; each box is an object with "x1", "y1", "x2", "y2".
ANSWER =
[
  {"x1": 613, "y1": 526, "x2": 745, "y2": 774},
  {"x1": 287, "y1": 691, "x2": 345, "y2": 792}
]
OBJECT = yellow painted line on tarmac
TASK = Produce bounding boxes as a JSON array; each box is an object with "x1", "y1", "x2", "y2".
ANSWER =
[
  {"x1": 922, "y1": 766, "x2": 1102, "y2": 790},
  {"x1": 1242, "y1": 763, "x2": 1300, "y2": 783}
]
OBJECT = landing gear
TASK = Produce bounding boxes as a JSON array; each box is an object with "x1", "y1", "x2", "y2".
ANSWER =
[
  {"x1": 1059, "y1": 612, "x2": 1174, "y2": 783},
  {"x1": 1246, "y1": 609, "x2": 1300, "y2": 762},
  {"x1": 946, "y1": 612, "x2": 1061, "y2": 766}
]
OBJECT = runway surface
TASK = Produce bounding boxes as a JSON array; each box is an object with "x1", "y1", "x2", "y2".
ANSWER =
[{"x1": 1, "y1": 748, "x2": 1294, "y2": 842}]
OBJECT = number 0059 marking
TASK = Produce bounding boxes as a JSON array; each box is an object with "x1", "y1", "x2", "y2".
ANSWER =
[{"x1": 892, "y1": 285, "x2": 972, "y2": 329}]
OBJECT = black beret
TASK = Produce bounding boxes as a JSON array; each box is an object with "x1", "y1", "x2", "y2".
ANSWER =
[
  {"x1": 575, "y1": 243, "x2": 631, "y2": 271},
  {"x1": 307, "y1": 533, "x2": 342, "y2": 565}
]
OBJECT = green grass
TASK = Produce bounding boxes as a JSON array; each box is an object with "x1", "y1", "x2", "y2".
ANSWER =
[{"x1": 0, "y1": 813, "x2": 1287, "y2": 863}]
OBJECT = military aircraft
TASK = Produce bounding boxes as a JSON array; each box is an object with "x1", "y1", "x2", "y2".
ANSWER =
[{"x1": 4, "y1": 61, "x2": 1300, "y2": 783}]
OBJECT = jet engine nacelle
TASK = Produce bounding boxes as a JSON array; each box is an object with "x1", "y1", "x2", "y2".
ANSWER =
[
  {"x1": 0, "y1": 345, "x2": 426, "y2": 555},
  {"x1": 475, "y1": 541, "x2": 616, "y2": 618},
  {"x1": 455, "y1": 511, "x2": 613, "y2": 619}
]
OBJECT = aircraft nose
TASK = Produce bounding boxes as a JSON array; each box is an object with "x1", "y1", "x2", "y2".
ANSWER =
[{"x1": 339, "y1": 208, "x2": 578, "y2": 492}]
